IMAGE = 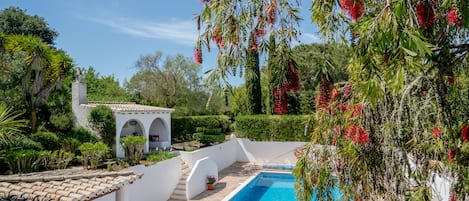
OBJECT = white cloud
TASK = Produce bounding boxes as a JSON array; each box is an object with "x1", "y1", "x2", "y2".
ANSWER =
[
  {"x1": 84, "y1": 16, "x2": 198, "y2": 46},
  {"x1": 302, "y1": 33, "x2": 322, "y2": 44}
]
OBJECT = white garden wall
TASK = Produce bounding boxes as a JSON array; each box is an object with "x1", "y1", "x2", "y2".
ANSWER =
[
  {"x1": 236, "y1": 138, "x2": 306, "y2": 165},
  {"x1": 125, "y1": 156, "x2": 182, "y2": 201},
  {"x1": 180, "y1": 136, "x2": 238, "y2": 170},
  {"x1": 186, "y1": 157, "x2": 218, "y2": 199}
]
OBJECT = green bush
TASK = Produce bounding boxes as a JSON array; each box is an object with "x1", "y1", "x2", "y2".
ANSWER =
[
  {"x1": 62, "y1": 137, "x2": 81, "y2": 155},
  {"x1": 66, "y1": 127, "x2": 99, "y2": 143},
  {"x1": 120, "y1": 135, "x2": 147, "y2": 166},
  {"x1": 4, "y1": 149, "x2": 49, "y2": 173},
  {"x1": 78, "y1": 142, "x2": 109, "y2": 170},
  {"x1": 234, "y1": 115, "x2": 311, "y2": 141},
  {"x1": 9, "y1": 136, "x2": 43, "y2": 150},
  {"x1": 30, "y1": 132, "x2": 60, "y2": 150},
  {"x1": 172, "y1": 115, "x2": 231, "y2": 141},
  {"x1": 89, "y1": 105, "x2": 116, "y2": 148},
  {"x1": 146, "y1": 151, "x2": 179, "y2": 163},
  {"x1": 193, "y1": 133, "x2": 225, "y2": 145},
  {"x1": 44, "y1": 150, "x2": 74, "y2": 170},
  {"x1": 49, "y1": 113, "x2": 74, "y2": 132}
]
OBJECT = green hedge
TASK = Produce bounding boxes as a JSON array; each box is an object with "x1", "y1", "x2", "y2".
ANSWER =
[
  {"x1": 171, "y1": 115, "x2": 231, "y2": 141},
  {"x1": 233, "y1": 115, "x2": 311, "y2": 141}
]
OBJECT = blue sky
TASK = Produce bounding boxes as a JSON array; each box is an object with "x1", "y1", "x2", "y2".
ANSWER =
[{"x1": 0, "y1": 1, "x2": 321, "y2": 86}]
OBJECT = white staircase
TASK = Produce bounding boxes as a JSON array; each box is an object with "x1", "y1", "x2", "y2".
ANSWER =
[{"x1": 168, "y1": 161, "x2": 191, "y2": 201}]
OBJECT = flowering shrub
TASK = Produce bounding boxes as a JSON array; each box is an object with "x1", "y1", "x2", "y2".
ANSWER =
[{"x1": 207, "y1": 175, "x2": 217, "y2": 184}]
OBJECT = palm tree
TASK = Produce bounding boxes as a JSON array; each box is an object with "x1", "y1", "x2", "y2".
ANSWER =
[
  {"x1": 4, "y1": 35, "x2": 73, "y2": 131},
  {"x1": 0, "y1": 104, "x2": 26, "y2": 145}
]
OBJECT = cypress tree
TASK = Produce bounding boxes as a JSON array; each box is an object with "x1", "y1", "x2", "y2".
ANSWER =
[{"x1": 245, "y1": 34, "x2": 262, "y2": 114}]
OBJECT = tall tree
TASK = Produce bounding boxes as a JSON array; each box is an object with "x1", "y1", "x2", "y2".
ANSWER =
[
  {"x1": 1, "y1": 34, "x2": 73, "y2": 132},
  {"x1": 245, "y1": 34, "x2": 262, "y2": 114},
  {"x1": 82, "y1": 67, "x2": 128, "y2": 102},
  {"x1": 125, "y1": 52, "x2": 216, "y2": 115},
  {"x1": 0, "y1": 7, "x2": 58, "y2": 44}
]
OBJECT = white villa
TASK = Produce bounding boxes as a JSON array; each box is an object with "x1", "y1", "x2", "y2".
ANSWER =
[{"x1": 71, "y1": 79, "x2": 174, "y2": 158}]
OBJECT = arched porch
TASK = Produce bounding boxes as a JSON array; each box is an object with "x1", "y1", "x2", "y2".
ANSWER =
[{"x1": 149, "y1": 118, "x2": 170, "y2": 151}]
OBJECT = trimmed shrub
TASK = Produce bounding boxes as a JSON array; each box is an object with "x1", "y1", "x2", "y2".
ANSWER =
[
  {"x1": 30, "y1": 131, "x2": 60, "y2": 150},
  {"x1": 193, "y1": 133, "x2": 225, "y2": 145},
  {"x1": 146, "y1": 152, "x2": 179, "y2": 163},
  {"x1": 120, "y1": 135, "x2": 147, "y2": 166},
  {"x1": 78, "y1": 142, "x2": 109, "y2": 170},
  {"x1": 233, "y1": 115, "x2": 311, "y2": 141},
  {"x1": 171, "y1": 115, "x2": 231, "y2": 141},
  {"x1": 62, "y1": 137, "x2": 81, "y2": 155},
  {"x1": 9, "y1": 136, "x2": 43, "y2": 150}
]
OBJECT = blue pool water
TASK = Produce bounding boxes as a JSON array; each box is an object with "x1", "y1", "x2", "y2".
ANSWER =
[{"x1": 229, "y1": 172, "x2": 343, "y2": 201}]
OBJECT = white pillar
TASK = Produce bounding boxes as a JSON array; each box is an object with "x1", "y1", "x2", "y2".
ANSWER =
[{"x1": 116, "y1": 185, "x2": 129, "y2": 201}]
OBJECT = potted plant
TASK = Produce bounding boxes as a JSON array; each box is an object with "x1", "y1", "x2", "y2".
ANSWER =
[{"x1": 206, "y1": 175, "x2": 217, "y2": 190}]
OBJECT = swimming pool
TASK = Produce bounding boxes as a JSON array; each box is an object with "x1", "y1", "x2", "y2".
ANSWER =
[{"x1": 225, "y1": 172, "x2": 343, "y2": 201}]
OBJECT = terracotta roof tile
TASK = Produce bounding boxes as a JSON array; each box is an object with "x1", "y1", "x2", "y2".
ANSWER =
[
  {"x1": 0, "y1": 167, "x2": 142, "y2": 201},
  {"x1": 83, "y1": 102, "x2": 174, "y2": 113}
]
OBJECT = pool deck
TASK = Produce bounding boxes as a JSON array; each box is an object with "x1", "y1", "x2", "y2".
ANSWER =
[{"x1": 186, "y1": 162, "x2": 292, "y2": 201}]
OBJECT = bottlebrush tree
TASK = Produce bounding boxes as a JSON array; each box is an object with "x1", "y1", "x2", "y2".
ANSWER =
[
  {"x1": 294, "y1": 0, "x2": 469, "y2": 200},
  {"x1": 195, "y1": 0, "x2": 469, "y2": 200}
]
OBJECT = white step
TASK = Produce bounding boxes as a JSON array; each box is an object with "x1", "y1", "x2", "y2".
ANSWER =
[
  {"x1": 173, "y1": 189, "x2": 185, "y2": 195},
  {"x1": 169, "y1": 194, "x2": 187, "y2": 200}
]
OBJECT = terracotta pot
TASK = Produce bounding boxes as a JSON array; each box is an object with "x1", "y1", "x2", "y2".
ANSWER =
[{"x1": 207, "y1": 183, "x2": 215, "y2": 190}]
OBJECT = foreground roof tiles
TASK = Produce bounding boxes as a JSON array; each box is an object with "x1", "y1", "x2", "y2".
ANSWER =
[{"x1": 0, "y1": 167, "x2": 143, "y2": 201}]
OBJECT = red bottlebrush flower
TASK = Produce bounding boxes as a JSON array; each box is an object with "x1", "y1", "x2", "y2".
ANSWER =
[
  {"x1": 462, "y1": 124, "x2": 469, "y2": 142},
  {"x1": 317, "y1": 75, "x2": 333, "y2": 109},
  {"x1": 274, "y1": 86, "x2": 287, "y2": 115},
  {"x1": 416, "y1": 2, "x2": 435, "y2": 27},
  {"x1": 194, "y1": 48, "x2": 202, "y2": 64},
  {"x1": 348, "y1": 104, "x2": 362, "y2": 119},
  {"x1": 256, "y1": 27, "x2": 266, "y2": 39},
  {"x1": 286, "y1": 61, "x2": 301, "y2": 91},
  {"x1": 432, "y1": 127, "x2": 440, "y2": 138},
  {"x1": 449, "y1": 191, "x2": 456, "y2": 201},
  {"x1": 449, "y1": 149, "x2": 456, "y2": 163},
  {"x1": 212, "y1": 26, "x2": 225, "y2": 48},
  {"x1": 331, "y1": 87, "x2": 341, "y2": 100},
  {"x1": 339, "y1": 102, "x2": 349, "y2": 111},
  {"x1": 447, "y1": 8, "x2": 461, "y2": 26},
  {"x1": 344, "y1": 125, "x2": 369, "y2": 144},
  {"x1": 340, "y1": 0, "x2": 364, "y2": 21},
  {"x1": 349, "y1": 1, "x2": 364, "y2": 21}
]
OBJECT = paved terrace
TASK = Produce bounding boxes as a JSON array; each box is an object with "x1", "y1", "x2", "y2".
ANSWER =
[{"x1": 176, "y1": 162, "x2": 291, "y2": 201}]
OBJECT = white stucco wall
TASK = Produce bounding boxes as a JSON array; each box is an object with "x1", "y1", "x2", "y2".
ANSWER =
[
  {"x1": 180, "y1": 136, "x2": 238, "y2": 170},
  {"x1": 186, "y1": 157, "x2": 218, "y2": 200},
  {"x1": 115, "y1": 113, "x2": 171, "y2": 158},
  {"x1": 125, "y1": 156, "x2": 182, "y2": 201},
  {"x1": 93, "y1": 192, "x2": 116, "y2": 201},
  {"x1": 236, "y1": 138, "x2": 306, "y2": 165}
]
